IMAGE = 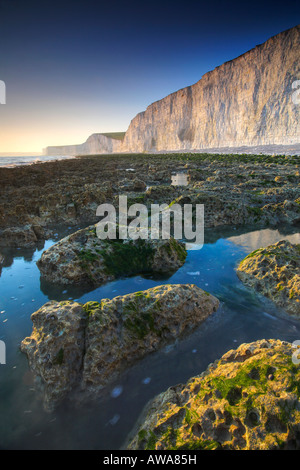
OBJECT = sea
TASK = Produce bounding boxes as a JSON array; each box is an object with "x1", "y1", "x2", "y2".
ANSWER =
[{"x1": 0, "y1": 155, "x2": 75, "y2": 168}]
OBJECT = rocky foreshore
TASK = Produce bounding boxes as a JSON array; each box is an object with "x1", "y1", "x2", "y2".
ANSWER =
[
  {"x1": 0, "y1": 152, "x2": 299, "y2": 247},
  {"x1": 126, "y1": 339, "x2": 300, "y2": 450},
  {"x1": 21, "y1": 284, "x2": 219, "y2": 411},
  {"x1": 237, "y1": 240, "x2": 300, "y2": 317}
]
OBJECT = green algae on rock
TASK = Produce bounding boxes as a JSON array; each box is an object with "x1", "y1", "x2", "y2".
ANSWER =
[
  {"x1": 126, "y1": 339, "x2": 300, "y2": 450},
  {"x1": 37, "y1": 224, "x2": 187, "y2": 285},
  {"x1": 237, "y1": 240, "x2": 300, "y2": 317},
  {"x1": 21, "y1": 284, "x2": 219, "y2": 411}
]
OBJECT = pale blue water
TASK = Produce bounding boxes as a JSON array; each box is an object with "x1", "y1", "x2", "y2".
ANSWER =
[{"x1": 0, "y1": 224, "x2": 299, "y2": 449}]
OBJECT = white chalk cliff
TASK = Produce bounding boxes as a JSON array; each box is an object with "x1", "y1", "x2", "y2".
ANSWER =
[
  {"x1": 45, "y1": 25, "x2": 300, "y2": 156},
  {"x1": 45, "y1": 133, "x2": 123, "y2": 156}
]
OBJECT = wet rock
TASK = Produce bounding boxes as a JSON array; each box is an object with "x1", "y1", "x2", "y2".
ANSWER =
[
  {"x1": 21, "y1": 284, "x2": 219, "y2": 411},
  {"x1": 37, "y1": 225, "x2": 187, "y2": 286},
  {"x1": 126, "y1": 339, "x2": 300, "y2": 450},
  {"x1": 0, "y1": 252, "x2": 3, "y2": 276},
  {"x1": 0, "y1": 225, "x2": 38, "y2": 248},
  {"x1": 20, "y1": 300, "x2": 87, "y2": 412},
  {"x1": 132, "y1": 179, "x2": 147, "y2": 191},
  {"x1": 237, "y1": 240, "x2": 300, "y2": 317}
]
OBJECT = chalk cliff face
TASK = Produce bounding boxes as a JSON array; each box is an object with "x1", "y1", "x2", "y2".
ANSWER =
[
  {"x1": 45, "y1": 133, "x2": 122, "y2": 156},
  {"x1": 45, "y1": 25, "x2": 300, "y2": 156},
  {"x1": 122, "y1": 25, "x2": 300, "y2": 152}
]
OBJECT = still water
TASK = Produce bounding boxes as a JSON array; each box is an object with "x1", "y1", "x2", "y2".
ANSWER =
[{"x1": 0, "y1": 224, "x2": 299, "y2": 449}]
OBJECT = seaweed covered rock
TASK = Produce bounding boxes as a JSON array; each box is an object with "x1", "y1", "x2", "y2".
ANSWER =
[
  {"x1": 237, "y1": 240, "x2": 300, "y2": 317},
  {"x1": 21, "y1": 284, "x2": 219, "y2": 411},
  {"x1": 127, "y1": 339, "x2": 300, "y2": 450},
  {"x1": 37, "y1": 224, "x2": 187, "y2": 285}
]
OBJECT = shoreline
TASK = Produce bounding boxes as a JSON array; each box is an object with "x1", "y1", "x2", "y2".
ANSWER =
[
  {"x1": 0, "y1": 154, "x2": 77, "y2": 169},
  {"x1": 2, "y1": 141, "x2": 300, "y2": 168}
]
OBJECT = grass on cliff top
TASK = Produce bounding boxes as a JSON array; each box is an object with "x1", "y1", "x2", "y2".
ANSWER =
[{"x1": 100, "y1": 132, "x2": 126, "y2": 141}]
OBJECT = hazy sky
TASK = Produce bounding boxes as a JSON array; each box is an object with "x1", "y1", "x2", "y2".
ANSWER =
[{"x1": 0, "y1": 0, "x2": 299, "y2": 153}]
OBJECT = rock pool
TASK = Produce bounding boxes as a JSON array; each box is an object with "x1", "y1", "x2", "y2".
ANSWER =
[{"x1": 0, "y1": 224, "x2": 299, "y2": 449}]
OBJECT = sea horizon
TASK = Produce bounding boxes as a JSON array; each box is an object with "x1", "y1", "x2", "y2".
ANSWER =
[{"x1": 0, "y1": 154, "x2": 76, "y2": 168}]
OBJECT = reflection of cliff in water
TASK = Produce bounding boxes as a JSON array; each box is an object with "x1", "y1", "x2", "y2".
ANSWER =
[
  {"x1": 227, "y1": 227, "x2": 300, "y2": 252},
  {"x1": 204, "y1": 224, "x2": 300, "y2": 246}
]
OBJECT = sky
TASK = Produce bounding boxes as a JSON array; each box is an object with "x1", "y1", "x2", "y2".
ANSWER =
[{"x1": 0, "y1": 0, "x2": 299, "y2": 154}]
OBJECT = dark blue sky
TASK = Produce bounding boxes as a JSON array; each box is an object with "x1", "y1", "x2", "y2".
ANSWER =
[{"x1": 0, "y1": 0, "x2": 299, "y2": 152}]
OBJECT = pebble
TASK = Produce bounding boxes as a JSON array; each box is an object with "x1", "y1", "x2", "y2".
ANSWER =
[
  {"x1": 110, "y1": 386, "x2": 123, "y2": 398},
  {"x1": 142, "y1": 377, "x2": 151, "y2": 385},
  {"x1": 108, "y1": 414, "x2": 120, "y2": 426}
]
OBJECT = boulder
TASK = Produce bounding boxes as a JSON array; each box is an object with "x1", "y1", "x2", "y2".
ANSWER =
[
  {"x1": 237, "y1": 240, "x2": 300, "y2": 317},
  {"x1": 21, "y1": 284, "x2": 219, "y2": 411},
  {"x1": 0, "y1": 225, "x2": 38, "y2": 248},
  {"x1": 127, "y1": 339, "x2": 300, "y2": 450},
  {"x1": 21, "y1": 301, "x2": 86, "y2": 411},
  {"x1": 37, "y1": 225, "x2": 187, "y2": 285}
]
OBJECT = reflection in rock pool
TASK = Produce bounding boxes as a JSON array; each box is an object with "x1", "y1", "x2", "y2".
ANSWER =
[{"x1": 0, "y1": 225, "x2": 299, "y2": 449}]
